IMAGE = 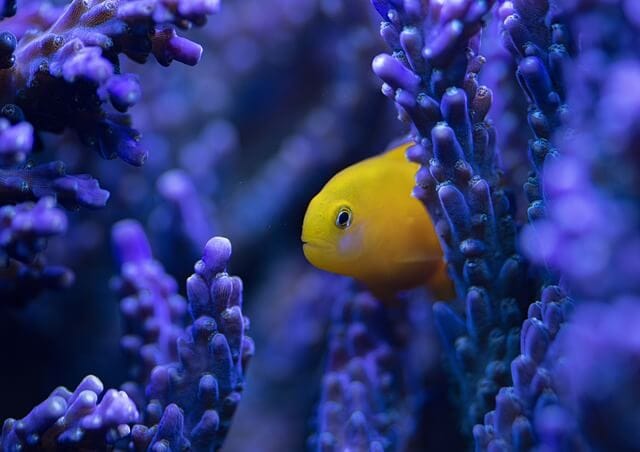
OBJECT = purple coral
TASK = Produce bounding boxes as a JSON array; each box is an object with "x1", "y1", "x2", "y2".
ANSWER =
[
  {"x1": 0, "y1": 0, "x2": 217, "y2": 165},
  {"x1": 0, "y1": 197, "x2": 74, "y2": 303},
  {"x1": 111, "y1": 220, "x2": 254, "y2": 450},
  {"x1": 2, "y1": 220, "x2": 252, "y2": 451},
  {"x1": 473, "y1": 286, "x2": 574, "y2": 451},
  {"x1": 314, "y1": 292, "x2": 403, "y2": 451},
  {"x1": 1, "y1": 375, "x2": 139, "y2": 450},
  {"x1": 545, "y1": 298, "x2": 640, "y2": 451},
  {"x1": 0, "y1": 0, "x2": 220, "y2": 305},
  {"x1": 134, "y1": 233, "x2": 254, "y2": 450},
  {"x1": 111, "y1": 219, "x2": 187, "y2": 401},
  {"x1": 522, "y1": 0, "x2": 640, "y2": 302},
  {"x1": 370, "y1": 0, "x2": 533, "y2": 434}
]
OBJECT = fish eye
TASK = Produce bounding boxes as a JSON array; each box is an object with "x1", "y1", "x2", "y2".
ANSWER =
[{"x1": 335, "y1": 207, "x2": 352, "y2": 229}]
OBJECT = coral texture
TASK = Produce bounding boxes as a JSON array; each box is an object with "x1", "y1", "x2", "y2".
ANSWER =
[
  {"x1": 371, "y1": 0, "x2": 533, "y2": 434},
  {"x1": 0, "y1": 0, "x2": 218, "y2": 305},
  {"x1": 313, "y1": 292, "x2": 403, "y2": 451},
  {"x1": 2, "y1": 221, "x2": 252, "y2": 451},
  {"x1": 1, "y1": 375, "x2": 139, "y2": 450}
]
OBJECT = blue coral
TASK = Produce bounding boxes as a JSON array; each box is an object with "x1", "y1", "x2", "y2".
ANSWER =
[
  {"x1": 542, "y1": 298, "x2": 640, "y2": 451},
  {"x1": 473, "y1": 285, "x2": 574, "y2": 450},
  {"x1": 0, "y1": 0, "x2": 219, "y2": 306},
  {"x1": 2, "y1": 220, "x2": 252, "y2": 450},
  {"x1": 1, "y1": 375, "x2": 139, "y2": 450},
  {"x1": 370, "y1": 0, "x2": 533, "y2": 435},
  {"x1": 138, "y1": 235, "x2": 254, "y2": 450},
  {"x1": 111, "y1": 219, "x2": 187, "y2": 402},
  {"x1": 313, "y1": 292, "x2": 403, "y2": 451}
]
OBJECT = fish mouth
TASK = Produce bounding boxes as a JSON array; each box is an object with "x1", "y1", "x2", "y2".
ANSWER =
[{"x1": 301, "y1": 237, "x2": 332, "y2": 250}]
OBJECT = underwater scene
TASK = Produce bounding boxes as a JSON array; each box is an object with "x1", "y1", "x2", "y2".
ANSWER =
[{"x1": 0, "y1": 0, "x2": 638, "y2": 450}]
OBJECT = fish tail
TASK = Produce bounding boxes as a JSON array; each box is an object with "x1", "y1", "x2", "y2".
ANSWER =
[{"x1": 426, "y1": 262, "x2": 455, "y2": 301}]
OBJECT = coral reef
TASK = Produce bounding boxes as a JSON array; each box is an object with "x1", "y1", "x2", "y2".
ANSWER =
[
  {"x1": 2, "y1": 0, "x2": 640, "y2": 451},
  {"x1": 1, "y1": 375, "x2": 139, "y2": 450},
  {"x1": 0, "y1": 0, "x2": 218, "y2": 305},
  {"x1": 370, "y1": 0, "x2": 532, "y2": 434},
  {"x1": 313, "y1": 292, "x2": 404, "y2": 451},
  {"x1": 543, "y1": 298, "x2": 640, "y2": 451},
  {"x1": 2, "y1": 221, "x2": 252, "y2": 450},
  {"x1": 496, "y1": 0, "x2": 570, "y2": 224}
]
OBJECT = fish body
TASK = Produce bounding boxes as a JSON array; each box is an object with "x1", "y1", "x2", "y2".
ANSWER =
[{"x1": 301, "y1": 142, "x2": 453, "y2": 300}]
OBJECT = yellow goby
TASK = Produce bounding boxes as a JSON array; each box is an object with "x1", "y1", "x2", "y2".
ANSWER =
[{"x1": 301, "y1": 142, "x2": 453, "y2": 301}]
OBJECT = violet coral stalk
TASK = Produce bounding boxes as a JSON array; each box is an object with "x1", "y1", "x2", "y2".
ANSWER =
[
  {"x1": 313, "y1": 292, "x2": 405, "y2": 451},
  {"x1": 524, "y1": 0, "x2": 640, "y2": 301},
  {"x1": 370, "y1": 0, "x2": 524, "y2": 300},
  {"x1": 370, "y1": 0, "x2": 531, "y2": 434},
  {"x1": 0, "y1": 197, "x2": 74, "y2": 303},
  {"x1": 473, "y1": 285, "x2": 574, "y2": 451},
  {"x1": 541, "y1": 298, "x2": 640, "y2": 451},
  {"x1": 496, "y1": 0, "x2": 570, "y2": 224},
  {"x1": 111, "y1": 219, "x2": 187, "y2": 405},
  {"x1": 0, "y1": 375, "x2": 139, "y2": 450},
  {"x1": 132, "y1": 233, "x2": 254, "y2": 451}
]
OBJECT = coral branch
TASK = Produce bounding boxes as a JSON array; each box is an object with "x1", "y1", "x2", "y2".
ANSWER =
[
  {"x1": 111, "y1": 219, "x2": 187, "y2": 400},
  {"x1": 0, "y1": 197, "x2": 74, "y2": 304},
  {"x1": 313, "y1": 293, "x2": 406, "y2": 451},
  {"x1": 0, "y1": 375, "x2": 139, "y2": 450},
  {"x1": 131, "y1": 233, "x2": 254, "y2": 450},
  {"x1": 473, "y1": 285, "x2": 574, "y2": 451},
  {"x1": 496, "y1": 0, "x2": 571, "y2": 224},
  {"x1": 370, "y1": 0, "x2": 532, "y2": 435}
]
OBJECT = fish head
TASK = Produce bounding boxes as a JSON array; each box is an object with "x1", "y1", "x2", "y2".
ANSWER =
[{"x1": 301, "y1": 190, "x2": 365, "y2": 276}]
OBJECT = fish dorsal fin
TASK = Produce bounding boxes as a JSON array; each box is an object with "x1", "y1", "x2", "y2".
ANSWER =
[
  {"x1": 382, "y1": 140, "x2": 413, "y2": 161},
  {"x1": 384, "y1": 135, "x2": 413, "y2": 152}
]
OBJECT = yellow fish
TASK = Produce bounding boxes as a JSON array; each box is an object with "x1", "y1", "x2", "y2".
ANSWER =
[{"x1": 301, "y1": 141, "x2": 453, "y2": 301}]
